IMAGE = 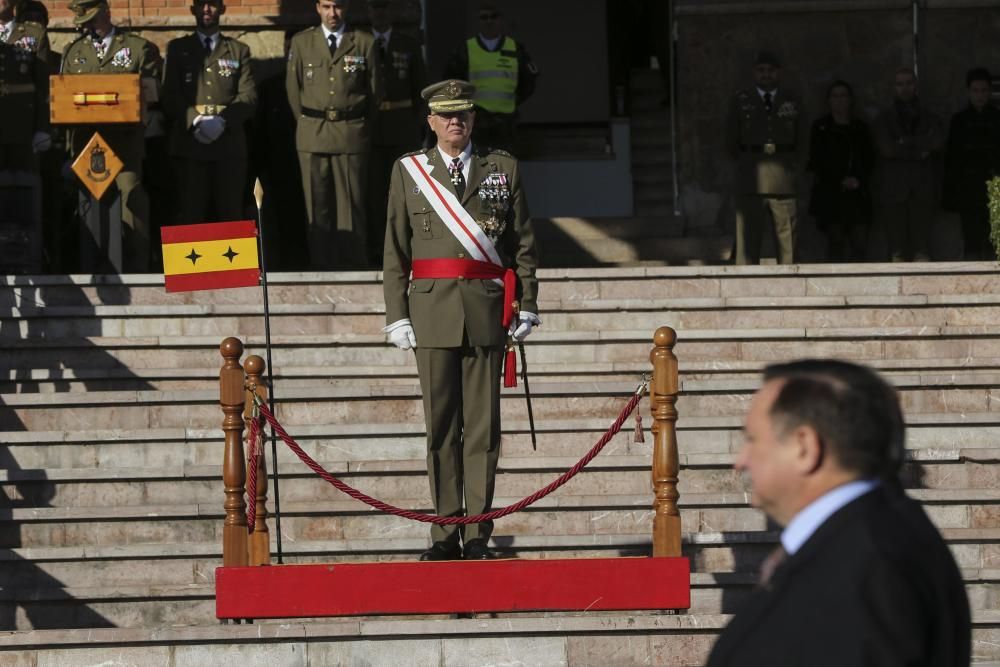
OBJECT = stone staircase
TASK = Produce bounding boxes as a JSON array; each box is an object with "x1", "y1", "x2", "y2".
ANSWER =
[{"x1": 2, "y1": 263, "x2": 1000, "y2": 665}]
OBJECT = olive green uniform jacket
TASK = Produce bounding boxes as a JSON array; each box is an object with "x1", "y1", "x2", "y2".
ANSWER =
[
  {"x1": 371, "y1": 29, "x2": 425, "y2": 148},
  {"x1": 162, "y1": 33, "x2": 257, "y2": 160},
  {"x1": 0, "y1": 21, "x2": 49, "y2": 147},
  {"x1": 726, "y1": 88, "x2": 806, "y2": 196},
  {"x1": 62, "y1": 29, "x2": 162, "y2": 166},
  {"x1": 286, "y1": 26, "x2": 381, "y2": 155},
  {"x1": 382, "y1": 145, "x2": 538, "y2": 347}
]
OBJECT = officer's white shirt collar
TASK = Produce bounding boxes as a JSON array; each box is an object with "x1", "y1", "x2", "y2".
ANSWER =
[
  {"x1": 437, "y1": 142, "x2": 472, "y2": 181},
  {"x1": 373, "y1": 28, "x2": 391, "y2": 44},
  {"x1": 478, "y1": 34, "x2": 502, "y2": 51},
  {"x1": 196, "y1": 30, "x2": 219, "y2": 53},
  {"x1": 322, "y1": 24, "x2": 345, "y2": 48},
  {"x1": 781, "y1": 478, "x2": 879, "y2": 556},
  {"x1": 92, "y1": 27, "x2": 116, "y2": 52},
  {"x1": 756, "y1": 86, "x2": 778, "y2": 101}
]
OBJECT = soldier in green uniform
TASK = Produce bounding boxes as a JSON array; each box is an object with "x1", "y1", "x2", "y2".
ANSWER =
[
  {"x1": 286, "y1": 0, "x2": 381, "y2": 270},
  {"x1": 162, "y1": 0, "x2": 256, "y2": 226},
  {"x1": 0, "y1": 0, "x2": 50, "y2": 273},
  {"x1": 382, "y1": 79, "x2": 539, "y2": 561},
  {"x1": 63, "y1": 0, "x2": 162, "y2": 272},
  {"x1": 727, "y1": 51, "x2": 806, "y2": 265},
  {"x1": 365, "y1": 0, "x2": 426, "y2": 267}
]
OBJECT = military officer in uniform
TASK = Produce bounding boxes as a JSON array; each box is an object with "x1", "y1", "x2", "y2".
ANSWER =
[
  {"x1": 383, "y1": 80, "x2": 539, "y2": 561},
  {"x1": 442, "y1": 2, "x2": 538, "y2": 154},
  {"x1": 62, "y1": 0, "x2": 161, "y2": 273},
  {"x1": 365, "y1": 0, "x2": 426, "y2": 267},
  {"x1": 162, "y1": 0, "x2": 256, "y2": 226},
  {"x1": 727, "y1": 51, "x2": 806, "y2": 265},
  {"x1": 286, "y1": 0, "x2": 381, "y2": 270},
  {"x1": 0, "y1": 0, "x2": 50, "y2": 273}
]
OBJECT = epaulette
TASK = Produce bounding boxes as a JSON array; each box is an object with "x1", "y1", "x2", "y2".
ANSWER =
[
  {"x1": 21, "y1": 20, "x2": 44, "y2": 31},
  {"x1": 399, "y1": 149, "x2": 425, "y2": 158},
  {"x1": 65, "y1": 31, "x2": 88, "y2": 48},
  {"x1": 486, "y1": 147, "x2": 513, "y2": 158}
]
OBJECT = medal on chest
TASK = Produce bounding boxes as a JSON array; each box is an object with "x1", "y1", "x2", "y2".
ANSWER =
[{"x1": 477, "y1": 169, "x2": 511, "y2": 241}]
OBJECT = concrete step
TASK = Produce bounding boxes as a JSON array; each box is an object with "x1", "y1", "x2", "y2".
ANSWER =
[
  {"x1": 4, "y1": 567, "x2": 999, "y2": 630},
  {"x1": 5, "y1": 528, "x2": 999, "y2": 590},
  {"x1": 2, "y1": 445, "x2": 996, "y2": 511},
  {"x1": 7, "y1": 365, "x2": 1000, "y2": 430},
  {"x1": 7, "y1": 263, "x2": 1000, "y2": 309},
  {"x1": 3, "y1": 485, "x2": 997, "y2": 550},
  {"x1": 2, "y1": 613, "x2": 999, "y2": 666},
  {"x1": 6, "y1": 415, "x2": 998, "y2": 470}
]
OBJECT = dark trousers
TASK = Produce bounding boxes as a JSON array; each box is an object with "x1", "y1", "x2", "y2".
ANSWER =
[
  {"x1": 734, "y1": 195, "x2": 797, "y2": 264},
  {"x1": 299, "y1": 151, "x2": 368, "y2": 270},
  {"x1": 885, "y1": 194, "x2": 932, "y2": 262},
  {"x1": 172, "y1": 158, "x2": 248, "y2": 226},
  {"x1": 414, "y1": 343, "x2": 503, "y2": 546}
]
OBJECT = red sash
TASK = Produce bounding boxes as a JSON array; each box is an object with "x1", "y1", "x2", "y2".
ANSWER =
[{"x1": 411, "y1": 258, "x2": 517, "y2": 329}]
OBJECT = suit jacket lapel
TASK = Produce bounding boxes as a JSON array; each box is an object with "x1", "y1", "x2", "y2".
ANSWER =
[{"x1": 332, "y1": 29, "x2": 353, "y2": 63}]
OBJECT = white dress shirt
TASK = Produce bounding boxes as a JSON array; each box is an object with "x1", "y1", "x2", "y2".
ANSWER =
[{"x1": 438, "y1": 142, "x2": 472, "y2": 182}]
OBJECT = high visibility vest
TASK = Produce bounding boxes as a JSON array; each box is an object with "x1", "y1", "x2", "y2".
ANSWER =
[{"x1": 466, "y1": 37, "x2": 518, "y2": 114}]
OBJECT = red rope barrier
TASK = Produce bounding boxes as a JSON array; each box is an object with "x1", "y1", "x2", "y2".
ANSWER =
[
  {"x1": 246, "y1": 413, "x2": 260, "y2": 533},
  {"x1": 252, "y1": 385, "x2": 646, "y2": 526}
]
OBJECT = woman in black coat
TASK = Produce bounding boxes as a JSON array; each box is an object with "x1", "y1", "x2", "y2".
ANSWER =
[{"x1": 808, "y1": 80, "x2": 876, "y2": 262}]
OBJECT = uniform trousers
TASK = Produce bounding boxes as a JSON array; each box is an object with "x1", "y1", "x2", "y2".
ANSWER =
[
  {"x1": 299, "y1": 150, "x2": 368, "y2": 269},
  {"x1": 414, "y1": 342, "x2": 503, "y2": 546},
  {"x1": 172, "y1": 158, "x2": 248, "y2": 226},
  {"x1": 0, "y1": 145, "x2": 43, "y2": 272},
  {"x1": 884, "y1": 192, "x2": 932, "y2": 261},
  {"x1": 734, "y1": 195, "x2": 797, "y2": 264}
]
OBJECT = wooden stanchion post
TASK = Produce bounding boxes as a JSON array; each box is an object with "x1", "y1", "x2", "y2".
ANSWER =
[
  {"x1": 244, "y1": 354, "x2": 272, "y2": 566},
  {"x1": 650, "y1": 326, "x2": 681, "y2": 557},
  {"x1": 220, "y1": 337, "x2": 248, "y2": 567}
]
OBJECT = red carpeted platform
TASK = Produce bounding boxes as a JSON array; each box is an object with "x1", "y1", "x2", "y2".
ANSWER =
[{"x1": 216, "y1": 557, "x2": 690, "y2": 619}]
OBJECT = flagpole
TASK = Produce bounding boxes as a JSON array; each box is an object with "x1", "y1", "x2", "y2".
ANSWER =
[{"x1": 253, "y1": 179, "x2": 283, "y2": 564}]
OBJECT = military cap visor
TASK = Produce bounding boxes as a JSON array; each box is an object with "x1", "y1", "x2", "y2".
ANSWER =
[
  {"x1": 422, "y1": 79, "x2": 476, "y2": 114},
  {"x1": 70, "y1": 0, "x2": 108, "y2": 24}
]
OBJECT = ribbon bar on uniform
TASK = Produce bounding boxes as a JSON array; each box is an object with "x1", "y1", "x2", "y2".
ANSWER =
[{"x1": 411, "y1": 258, "x2": 517, "y2": 328}]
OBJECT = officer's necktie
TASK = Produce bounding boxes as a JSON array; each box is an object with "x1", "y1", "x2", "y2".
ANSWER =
[
  {"x1": 758, "y1": 544, "x2": 787, "y2": 587},
  {"x1": 449, "y1": 157, "x2": 466, "y2": 199},
  {"x1": 378, "y1": 36, "x2": 387, "y2": 58},
  {"x1": 93, "y1": 38, "x2": 107, "y2": 60},
  {"x1": 328, "y1": 33, "x2": 337, "y2": 56},
  {"x1": 763, "y1": 91, "x2": 773, "y2": 112},
  {"x1": 203, "y1": 36, "x2": 213, "y2": 56}
]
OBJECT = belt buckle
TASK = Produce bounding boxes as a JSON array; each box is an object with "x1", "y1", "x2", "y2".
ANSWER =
[
  {"x1": 203, "y1": 104, "x2": 217, "y2": 115},
  {"x1": 763, "y1": 142, "x2": 777, "y2": 155},
  {"x1": 326, "y1": 109, "x2": 340, "y2": 122}
]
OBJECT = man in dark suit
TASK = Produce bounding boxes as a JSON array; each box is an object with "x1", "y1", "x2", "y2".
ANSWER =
[{"x1": 707, "y1": 359, "x2": 970, "y2": 667}]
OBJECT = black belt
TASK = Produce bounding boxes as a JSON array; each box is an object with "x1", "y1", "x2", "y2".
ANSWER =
[
  {"x1": 740, "y1": 143, "x2": 796, "y2": 154},
  {"x1": 300, "y1": 106, "x2": 366, "y2": 122}
]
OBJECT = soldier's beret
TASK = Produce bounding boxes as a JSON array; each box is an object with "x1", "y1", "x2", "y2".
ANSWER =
[
  {"x1": 421, "y1": 79, "x2": 476, "y2": 113},
  {"x1": 69, "y1": 0, "x2": 108, "y2": 24},
  {"x1": 754, "y1": 50, "x2": 781, "y2": 68}
]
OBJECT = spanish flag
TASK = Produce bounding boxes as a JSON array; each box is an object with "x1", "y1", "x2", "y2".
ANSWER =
[{"x1": 161, "y1": 221, "x2": 260, "y2": 292}]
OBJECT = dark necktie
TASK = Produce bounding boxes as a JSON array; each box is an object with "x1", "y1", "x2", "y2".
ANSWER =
[
  {"x1": 449, "y1": 157, "x2": 466, "y2": 199},
  {"x1": 203, "y1": 36, "x2": 213, "y2": 56},
  {"x1": 763, "y1": 91, "x2": 773, "y2": 112},
  {"x1": 378, "y1": 36, "x2": 387, "y2": 57},
  {"x1": 328, "y1": 34, "x2": 337, "y2": 56},
  {"x1": 758, "y1": 544, "x2": 787, "y2": 586}
]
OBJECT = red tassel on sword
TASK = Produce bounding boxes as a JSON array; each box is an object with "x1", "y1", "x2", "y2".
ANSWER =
[{"x1": 504, "y1": 342, "x2": 517, "y2": 388}]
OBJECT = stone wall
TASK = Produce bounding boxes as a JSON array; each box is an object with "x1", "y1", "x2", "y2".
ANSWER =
[{"x1": 674, "y1": 0, "x2": 1000, "y2": 252}]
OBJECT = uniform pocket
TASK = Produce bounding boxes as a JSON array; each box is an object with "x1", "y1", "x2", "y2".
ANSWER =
[{"x1": 410, "y1": 279, "x2": 435, "y2": 293}]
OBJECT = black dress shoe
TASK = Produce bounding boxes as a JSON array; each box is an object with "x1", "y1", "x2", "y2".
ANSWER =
[
  {"x1": 419, "y1": 542, "x2": 461, "y2": 561},
  {"x1": 462, "y1": 539, "x2": 495, "y2": 560}
]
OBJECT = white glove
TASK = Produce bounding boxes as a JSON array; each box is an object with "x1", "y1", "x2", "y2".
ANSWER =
[
  {"x1": 385, "y1": 319, "x2": 417, "y2": 350},
  {"x1": 510, "y1": 312, "x2": 541, "y2": 342},
  {"x1": 192, "y1": 114, "x2": 226, "y2": 142},
  {"x1": 31, "y1": 131, "x2": 52, "y2": 153}
]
